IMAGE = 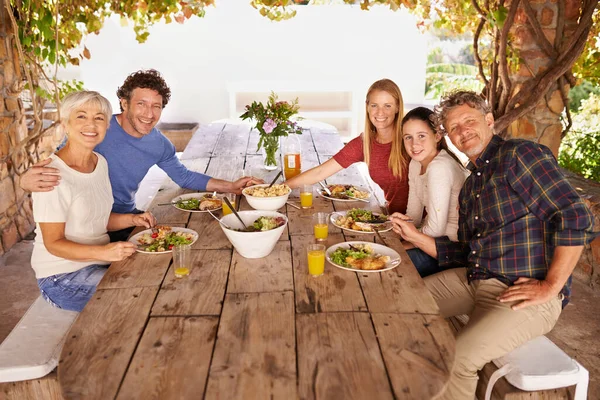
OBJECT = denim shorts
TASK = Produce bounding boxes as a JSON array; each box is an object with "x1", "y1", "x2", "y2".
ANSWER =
[{"x1": 37, "y1": 264, "x2": 108, "y2": 312}]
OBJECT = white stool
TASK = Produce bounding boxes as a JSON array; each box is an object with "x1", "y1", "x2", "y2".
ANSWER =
[
  {"x1": 0, "y1": 296, "x2": 78, "y2": 383},
  {"x1": 484, "y1": 335, "x2": 589, "y2": 400}
]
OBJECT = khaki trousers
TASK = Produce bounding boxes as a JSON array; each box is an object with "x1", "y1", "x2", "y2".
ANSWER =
[{"x1": 424, "y1": 268, "x2": 562, "y2": 400}]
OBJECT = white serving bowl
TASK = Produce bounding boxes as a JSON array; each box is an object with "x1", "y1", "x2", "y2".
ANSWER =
[
  {"x1": 242, "y1": 183, "x2": 291, "y2": 211},
  {"x1": 220, "y1": 210, "x2": 288, "y2": 258}
]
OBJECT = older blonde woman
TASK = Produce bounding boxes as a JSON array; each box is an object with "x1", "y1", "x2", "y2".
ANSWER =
[{"x1": 31, "y1": 91, "x2": 156, "y2": 312}]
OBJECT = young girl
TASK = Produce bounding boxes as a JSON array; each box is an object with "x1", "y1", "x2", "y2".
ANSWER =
[
  {"x1": 393, "y1": 107, "x2": 468, "y2": 277},
  {"x1": 285, "y1": 79, "x2": 409, "y2": 214}
]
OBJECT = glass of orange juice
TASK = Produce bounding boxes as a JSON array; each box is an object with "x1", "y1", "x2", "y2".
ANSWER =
[
  {"x1": 173, "y1": 244, "x2": 191, "y2": 278},
  {"x1": 300, "y1": 184, "x2": 313, "y2": 208},
  {"x1": 222, "y1": 193, "x2": 236, "y2": 216},
  {"x1": 313, "y1": 212, "x2": 329, "y2": 241},
  {"x1": 307, "y1": 244, "x2": 326, "y2": 277}
]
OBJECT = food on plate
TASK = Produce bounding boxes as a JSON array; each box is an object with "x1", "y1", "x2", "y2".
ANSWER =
[
  {"x1": 232, "y1": 216, "x2": 286, "y2": 232},
  {"x1": 244, "y1": 184, "x2": 291, "y2": 197},
  {"x1": 329, "y1": 243, "x2": 390, "y2": 270},
  {"x1": 176, "y1": 194, "x2": 222, "y2": 211},
  {"x1": 321, "y1": 184, "x2": 370, "y2": 200},
  {"x1": 334, "y1": 209, "x2": 388, "y2": 231},
  {"x1": 137, "y1": 226, "x2": 195, "y2": 252}
]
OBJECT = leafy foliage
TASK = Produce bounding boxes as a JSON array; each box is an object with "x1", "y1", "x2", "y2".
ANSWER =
[
  {"x1": 425, "y1": 63, "x2": 485, "y2": 99},
  {"x1": 568, "y1": 80, "x2": 600, "y2": 112},
  {"x1": 559, "y1": 94, "x2": 600, "y2": 181},
  {"x1": 240, "y1": 92, "x2": 303, "y2": 167}
]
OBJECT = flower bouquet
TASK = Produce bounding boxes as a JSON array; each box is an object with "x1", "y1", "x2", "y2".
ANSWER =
[{"x1": 240, "y1": 92, "x2": 302, "y2": 169}]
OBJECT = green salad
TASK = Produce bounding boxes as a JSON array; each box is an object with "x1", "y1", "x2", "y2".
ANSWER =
[
  {"x1": 176, "y1": 198, "x2": 200, "y2": 210},
  {"x1": 329, "y1": 244, "x2": 372, "y2": 267},
  {"x1": 346, "y1": 208, "x2": 388, "y2": 224},
  {"x1": 233, "y1": 216, "x2": 286, "y2": 232}
]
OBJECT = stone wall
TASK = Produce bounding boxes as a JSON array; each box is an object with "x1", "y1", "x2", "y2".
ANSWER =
[
  {"x1": 507, "y1": 0, "x2": 580, "y2": 157},
  {"x1": 0, "y1": 6, "x2": 63, "y2": 256}
]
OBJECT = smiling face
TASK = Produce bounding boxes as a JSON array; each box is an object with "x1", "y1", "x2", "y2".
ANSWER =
[
  {"x1": 366, "y1": 90, "x2": 399, "y2": 135},
  {"x1": 65, "y1": 102, "x2": 109, "y2": 149},
  {"x1": 402, "y1": 119, "x2": 441, "y2": 169},
  {"x1": 120, "y1": 88, "x2": 163, "y2": 138},
  {"x1": 445, "y1": 104, "x2": 495, "y2": 162}
]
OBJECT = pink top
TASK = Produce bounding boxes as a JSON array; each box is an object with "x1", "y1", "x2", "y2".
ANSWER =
[{"x1": 333, "y1": 135, "x2": 409, "y2": 214}]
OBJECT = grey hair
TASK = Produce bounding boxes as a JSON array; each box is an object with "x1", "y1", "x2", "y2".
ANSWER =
[
  {"x1": 60, "y1": 91, "x2": 113, "y2": 124},
  {"x1": 433, "y1": 90, "x2": 491, "y2": 134}
]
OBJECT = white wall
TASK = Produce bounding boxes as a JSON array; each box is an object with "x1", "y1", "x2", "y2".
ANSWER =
[{"x1": 59, "y1": 1, "x2": 428, "y2": 137}]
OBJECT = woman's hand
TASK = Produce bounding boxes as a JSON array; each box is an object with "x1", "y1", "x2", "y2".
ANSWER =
[
  {"x1": 132, "y1": 212, "x2": 156, "y2": 228},
  {"x1": 389, "y1": 212, "x2": 419, "y2": 242},
  {"x1": 101, "y1": 242, "x2": 136, "y2": 261}
]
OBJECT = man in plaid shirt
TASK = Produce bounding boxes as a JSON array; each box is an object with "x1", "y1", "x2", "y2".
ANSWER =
[{"x1": 391, "y1": 91, "x2": 596, "y2": 399}]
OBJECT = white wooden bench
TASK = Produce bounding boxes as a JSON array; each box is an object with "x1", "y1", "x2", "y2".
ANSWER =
[
  {"x1": 449, "y1": 315, "x2": 589, "y2": 399},
  {"x1": 0, "y1": 296, "x2": 78, "y2": 384}
]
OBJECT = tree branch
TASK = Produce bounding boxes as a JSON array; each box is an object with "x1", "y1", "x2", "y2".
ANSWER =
[
  {"x1": 473, "y1": 18, "x2": 489, "y2": 87},
  {"x1": 497, "y1": 0, "x2": 520, "y2": 115},
  {"x1": 521, "y1": 0, "x2": 558, "y2": 59},
  {"x1": 496, "y1": 12, "x2": 595, "y2": 133},
  {"x1": 558, "y1": 76, "x2": 572, "y2": 138}
]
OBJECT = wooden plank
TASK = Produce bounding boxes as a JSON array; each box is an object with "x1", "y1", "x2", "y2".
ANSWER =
[
  {"x1": 0, "y1": 371, "x2": 64, "y2": 400},
  {"x1": 227, "y1": 241, "x2": 294, "y2": 294},
  {"x1": 186, "y1": 211, "x2": 233, "y2": 250},
  {"x1": 180, "y1": 157, "x2": 210, "y2": 174},
  {"x1": 204, "y1": 156, "x2": 245, "y2": 180},
  {"x1": 213, "y1": 124, "x2": 251, "y2": 156},
  {"x1": 97, "y1": 250, "x2": 173, "y2": 290},
  {"x1": 357, "y1": 244, "x2": 440, "y2": 313},
  {"x1": 325, "y1": 163, "x2": 369, "y2": 187},
  {"x1": 296, "y1": 312, "x2": 393, "y2": 400},
  {"x1": 152, "y1": 249, "x2": 231, "y2": 316},
  {"x1": 147, "y1": 191, "x2": 191, "y2": 225},
  {"x1": 205, "y1": 292, "x2": 296, "y2": 399},
  {"x1": 371, "y1": 313, "x2": 451, "y2": 399},
  {"x1": 59, "y1": 287, "x2": 158, "y2": 400},
  {"x1": 243, "y1": 155, "x2": 281, "y2": 183},
  {"x1": 423, "y1": 315, "x2": 456, "y2": 375},
  {"x1": 180, "y1": 123, "x2": 224, "y2": 159},
  {"x1": 116, "y1": 316, "x2": 219, "y2": 400},
  {"x1": 291, "y1": 234, "x2": 367, "y2": 313},
  {"x1": 285, "y1": 197, "x2": 337, "y2": 236},
  {"x1": 312, "y1": 130, "x2": 344, "y2": 157}
]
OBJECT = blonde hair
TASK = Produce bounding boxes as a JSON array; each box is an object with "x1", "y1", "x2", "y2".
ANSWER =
[
  {"x1": 60, "y1": 91, "x2": 112, "y2": 124},
  {"x1": 363, "y1": 79, "x2": 406, "y2": 178}
]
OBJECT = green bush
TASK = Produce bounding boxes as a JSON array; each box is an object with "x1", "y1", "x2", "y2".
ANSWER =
[
  {"x1": 558, "y1": 94, "x2": 600, "y2": 182},
  {"x1": 568, "y1": 80, "x2": 600, "y2": 112}
]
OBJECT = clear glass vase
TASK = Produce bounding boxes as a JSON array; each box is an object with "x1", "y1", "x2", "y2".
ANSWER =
[{"x1": 261, "y1": 138, "x2": 280, "y2": 171}]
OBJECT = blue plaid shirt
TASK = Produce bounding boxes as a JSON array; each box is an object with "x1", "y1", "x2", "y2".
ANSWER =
[{"x1": 436, "y1": 135, "x2": 596, "y2": 305}]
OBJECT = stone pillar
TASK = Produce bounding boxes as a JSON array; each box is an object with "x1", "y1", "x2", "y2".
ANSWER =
[
  {"x1": 0, "y1": 5, "x2": 62, "y2": 256},
  {"x1": 507, "y1": 0, "x2": 580, "y2": 156}
]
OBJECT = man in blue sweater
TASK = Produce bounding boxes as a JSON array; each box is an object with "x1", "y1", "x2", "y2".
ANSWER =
[{"x1": 21, "y1": 69, "x2": 259, "y2": 241}]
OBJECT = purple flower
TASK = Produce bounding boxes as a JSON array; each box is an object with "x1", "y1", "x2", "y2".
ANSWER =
[{"x1": 263, "y1": 119, "x2": 277, "y2": 134}]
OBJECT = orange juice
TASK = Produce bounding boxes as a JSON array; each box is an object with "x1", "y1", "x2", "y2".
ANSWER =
[
  {"x1": 300, "y1": 191, "x2": 313, "y2": 208},
  {"x1": 174, "y1": 266, "x2": 190, "y2": 278},
  {"x1": 314, "y1": 223, "x2": 328, "y2": 241},
  {"x1": 222, "y1": 201, "x2": 236, "y2": 216},
  {"x1": 284, "y1": 153, "x2": 301, "y2": 179},
  {"x1": 307, "y1": 250, "x2": 325, "y2": 276}
]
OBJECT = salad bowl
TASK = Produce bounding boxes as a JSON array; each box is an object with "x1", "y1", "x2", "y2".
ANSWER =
[{"x1": 220, "y1": 210, "x2": 288, "y2": 258}]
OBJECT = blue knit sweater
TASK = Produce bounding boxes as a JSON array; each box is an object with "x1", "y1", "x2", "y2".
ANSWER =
[{"x1": 94, "y1": 115, "x2": 210, "y2": 213}]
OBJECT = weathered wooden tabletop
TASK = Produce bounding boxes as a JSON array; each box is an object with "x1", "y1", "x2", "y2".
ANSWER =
[{"x1": 59, "y1": 122, "x2": 455, "y2": 400}]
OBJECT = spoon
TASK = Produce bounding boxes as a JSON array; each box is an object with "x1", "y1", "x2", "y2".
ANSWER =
[
  {"x1": 222, "y1": 196, "x2": 248, "y2": 230},
  {"x1": 207, "y1": 209, "x2": 231, "y2": 229},
  {"x1": 267, "y1": 170, "x2": 283, "y2": 188}
]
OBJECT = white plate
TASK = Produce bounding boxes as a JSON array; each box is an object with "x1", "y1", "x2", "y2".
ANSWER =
[
  {"x1": 330, "y1": 211, "x2": 392, "y2": 234},
  {"x1": 319, "y1": 184, "x2": 371, "y2": 202},
  {"x1": 326, "y1": 241, "x2": 401, "y2": 273},
  {"x1": 129, "y1": 227, "x2": 199, "y2": 254},
  {"x1": 171, "y1": 192, "x2": 222, "y2": 213}
]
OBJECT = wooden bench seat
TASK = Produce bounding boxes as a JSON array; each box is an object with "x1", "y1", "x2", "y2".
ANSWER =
[{"x1": 0, "y1": 295, "x2": 77, "y2": 399}]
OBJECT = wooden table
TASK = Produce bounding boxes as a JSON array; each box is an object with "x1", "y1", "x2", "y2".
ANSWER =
[{"x1": 58, "y1": 122, "x2": 455, "y2": 400}]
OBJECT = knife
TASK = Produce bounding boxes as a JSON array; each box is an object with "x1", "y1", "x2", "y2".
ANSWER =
[
  {"x1": 373, "y1": 226, "x2": 388, "y2": 247},
  {"x1": 318, "y1": 181, "x2": 332, "y2": 196}
]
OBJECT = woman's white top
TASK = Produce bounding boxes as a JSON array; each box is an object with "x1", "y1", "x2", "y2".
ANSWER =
[
  {"x1": 405, "y1": 150, "x2": 469, "y2": 241},
  {"x1": 31, "y1": 153, "x2": 113, "y2": 278}
]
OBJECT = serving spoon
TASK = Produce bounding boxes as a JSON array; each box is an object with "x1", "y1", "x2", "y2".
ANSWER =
[
  {"x1": 207, "y1": 209, "x2": 231, "y2": 229},
  {"x1": 222, "y1": 196, "x2": 248, "y2": 230}
]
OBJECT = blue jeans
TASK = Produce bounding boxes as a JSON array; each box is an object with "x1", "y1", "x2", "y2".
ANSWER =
[
  {"x1": 407, "y1": 248, "x2": 441, "y2": 278},
  {"x1": 37, "y1": 264, "x2": 108, "y2": 312}
]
